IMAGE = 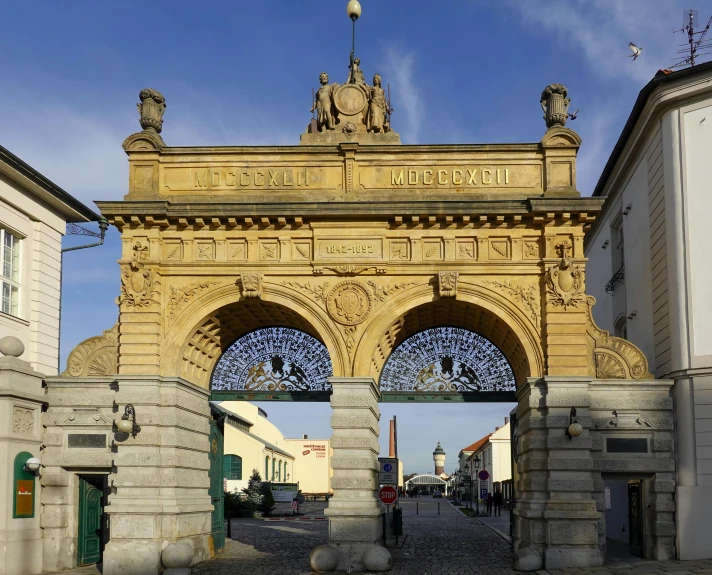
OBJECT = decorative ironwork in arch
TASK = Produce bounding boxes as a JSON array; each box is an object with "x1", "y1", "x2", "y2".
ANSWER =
[
  {"x1": 210, "y1": 327, "x2": 333, "y2": 399},
  {"x1": 379, "y1": 327, "x2": 516, "y2": 396}
]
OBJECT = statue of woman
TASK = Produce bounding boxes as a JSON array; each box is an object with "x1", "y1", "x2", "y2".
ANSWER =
[{"x1": 367, "y1": 74, "x2": 387, "y2": 133}]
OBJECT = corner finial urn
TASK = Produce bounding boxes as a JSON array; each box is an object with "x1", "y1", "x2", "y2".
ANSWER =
[
  {"x1": 540, "y1": 84, "x2": 571, "y2": 128},
  {"x1": 137, "y1": 88, "x2": 166, "y2": 133}
]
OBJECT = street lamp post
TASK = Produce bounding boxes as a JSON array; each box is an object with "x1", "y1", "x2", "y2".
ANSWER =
[
  {"x1": 346, "y1": 0, "x2": 362, "y2": 83},
  {"x1": 474, "y1": 454, "x2": 481, "y2": 516},
  {"x1": 464, "y1": 463, "x2": 470, "y2": 510}
]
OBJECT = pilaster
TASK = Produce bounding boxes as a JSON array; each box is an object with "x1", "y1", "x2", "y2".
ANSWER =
[
  {"x1": 514, "y1": 377, "x2": 603, "y2": 570},
  {"x1": 324, "y1": 376, "x2": 387, "y2": 572},
  {"x1": 0, "y1": 352, "x2": 45, "y2": 575}
]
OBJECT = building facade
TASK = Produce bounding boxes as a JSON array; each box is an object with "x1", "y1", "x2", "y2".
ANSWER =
[
  {"x1": 585, "y1": 62, "x2": 712, "y2": 560},
  {"x1": 0, "y1": 146, "x2": 99, "y2": 575},
  {"x1": 218, "y1": 401, "x2": 331, "y2": 495}
]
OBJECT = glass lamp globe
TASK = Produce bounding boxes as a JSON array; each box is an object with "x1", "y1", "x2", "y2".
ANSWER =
[
  {"x1": 117, "y1": 418, "x2": 133, "y2": 434},
  {"x1": 347, "y1": 0, "x2": 362, "y2": 21},
  {"x1": 568, "y1": 422, "x2": 583, "y2": 438},
  {"x1": 25, "y1": 457, "x2": 41, "y2": 473}
]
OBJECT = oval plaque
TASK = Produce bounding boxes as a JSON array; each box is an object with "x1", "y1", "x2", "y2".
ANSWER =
[
  {"x1": 334, "y1": 84, "x2": 367, "y2": 117},
  {"x1": 327, "y1": 280, "x2": 373, "y2": 326}
]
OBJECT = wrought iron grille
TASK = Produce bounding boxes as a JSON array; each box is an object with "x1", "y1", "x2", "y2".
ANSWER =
[
  {"x1": 211, "y1": 327, "x2": 333, "y2": 392},
  {"x1": 379, "y1": 327, "x2": 515, "y2": 393}
]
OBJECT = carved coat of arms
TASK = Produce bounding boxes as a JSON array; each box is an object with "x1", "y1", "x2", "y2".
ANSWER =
[{"x1": 327, "y1": 281, "x2": 373, "y2": 325}]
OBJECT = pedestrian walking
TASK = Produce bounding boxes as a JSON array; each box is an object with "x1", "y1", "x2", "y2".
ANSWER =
[
  {"x1": 493, "y1": 488, "x2": 503, "y2": 516},
  {"x1": 486, "y1": 492, "x2": 493, "y2": 515}
]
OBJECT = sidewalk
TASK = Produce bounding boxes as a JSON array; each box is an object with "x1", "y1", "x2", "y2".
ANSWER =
[{"x1": 477, "y1": 508, "x2": 512, "y2": 542}]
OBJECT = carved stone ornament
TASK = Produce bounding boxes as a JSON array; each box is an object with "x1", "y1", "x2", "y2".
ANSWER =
[
  {"x1": 55, "y1": 408, "x2": 114, "y2": 427},
  {"x1": 545, "y1": 242, "x2": 585, "y2": 309},
  {"x1": 596, "y1": 410, "x2": 659, "y2": 430},
  {"x1": 13, "y1": 407, "x2": 34, "y2": 434},
  {"x1": 168, "y1": 280, "x2": 220, "y2": 324},
  {"x1": 312, "y1": 264, "x2": 386, "y2": 276},
  {"x1": 327, "y1": 280, "x2": 373, "y2": 325},
  {"x1": 137, "y1": 88, "x2": 166, "y2": 133},
  {"x1": 62, "y1": 324, "x2": 118, "y2": 377},
  {"x1": 484, "y1": 280, "x2": 541, "y2": 327},
  {"x1": 540, "y1": 84, "x2": 571, "y2": 128},
  {"x1": 241, "y1": 272, "x2": 264, "y2": 299},
  {"x1": 586, "y1": 296, "x2": 653, "y2": 379},
  {"x1": 438, "y1": 271, "x2": 458, "y2": 298},
  {"x1": 119, "y1": 242, "x2": 160, "y2": 308}
]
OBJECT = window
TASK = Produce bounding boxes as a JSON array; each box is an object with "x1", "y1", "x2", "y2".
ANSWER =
[
  {"x1": 1, "y1": 229, "x2": 20, "y2": 316},
  {"x1": 265, "y1": 456, "x2": 269, "y2": 479},
  {"x1": 223, "y1": 454, "x2": 243, "y2": 481},
  {"x1": 614, "y1": 315, "x2": 628, "y2": 340},
  {"x1": 277, "y1": 461, "x2": 282, "y2": 482},
  {"x1": 272, "y1": 457, "x2": 276, "y2": 481},
  {"x1": 284, "y1": 463, "x2": 288, "y2": 481}
]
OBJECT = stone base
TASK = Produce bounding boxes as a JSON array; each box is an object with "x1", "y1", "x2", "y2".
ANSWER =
[
  {"x1": 103, "y1": 539, "x2": 163, "y2": 575},
  {"x1": 544, "y1": 547, "x2": 604, "y2": 569},
  {"x1": 0, "y1": 529, "x2": 42, "y2": 575},
  {"x1": 300, "y1": 130, "x2": 400, "y2": 146}
]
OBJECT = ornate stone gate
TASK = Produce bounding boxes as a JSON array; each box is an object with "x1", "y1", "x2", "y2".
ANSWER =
[{"x1": 50, "y1": 83, "x2": 676, "y2": 574}]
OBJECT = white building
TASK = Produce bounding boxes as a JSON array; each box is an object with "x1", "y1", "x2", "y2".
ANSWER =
[
  {"x1": 0, "y1": 145, "x2": 100, "y2": 373},
  {"x1": 466, "y1": 419, "x2": 512, "y2": 503},
  {"x1": 585, "y1": 61, "x2": 712, "y2": 560},
  {"x1": 0, "y1": 145, "x2": 99, "y2": 575}
]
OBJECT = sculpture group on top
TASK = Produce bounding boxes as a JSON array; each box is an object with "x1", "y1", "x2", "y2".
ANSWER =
[{"x1": 310, "y1": 58, "x2": 393, "y2": 137}]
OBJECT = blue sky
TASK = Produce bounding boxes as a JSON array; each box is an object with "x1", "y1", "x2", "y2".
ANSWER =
[{"x1": 0, "y1": 0, "x2": 704, "y2": 473}]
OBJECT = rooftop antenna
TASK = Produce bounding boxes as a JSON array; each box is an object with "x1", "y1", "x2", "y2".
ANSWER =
[{"x1": 671, "y1": 9, "x2": 712, "y2": 68}]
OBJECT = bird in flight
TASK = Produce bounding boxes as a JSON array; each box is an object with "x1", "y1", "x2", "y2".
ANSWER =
[{"x1": 628, "y1": 42, "x2": 643, "y2": 61}]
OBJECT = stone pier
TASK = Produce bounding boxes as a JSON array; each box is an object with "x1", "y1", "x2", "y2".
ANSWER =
[{"x1": 322, "y1": 377, "x2": 389, "y2": 572}]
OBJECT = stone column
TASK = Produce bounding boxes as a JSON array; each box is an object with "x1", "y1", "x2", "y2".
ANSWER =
[
  {"x1": 0, "y1": 338, "x2": 45, "y2": 575},
  {"x1": 321, "y1": 377, "x2": 390, "y2": 572},
  {"x1": 513, "y1": 377, "x2": 602, "y2": 571},
  {"x1": 101, "y1": 375, "x2": 213, "y2": 575}
]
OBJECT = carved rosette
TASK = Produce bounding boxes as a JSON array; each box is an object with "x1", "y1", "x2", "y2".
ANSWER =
[
  {"x1": 586, "y1": 296, "x2": 652, "y2": 380},
  {"x1": 438, "y1": 271, "x2": 458, "y2": 298},
  {"x1": 326, "y1": 280, "x2": 373, "y2": 325},
  {"x1": 13, "y1": 407, "x2": 34, "y2": 434},
  {"x1": 62, "y1": 324, "x2": 118, "y2": 377},
  {"x1": 240, "y1": 272, "x2": 263, "y2": 299}
]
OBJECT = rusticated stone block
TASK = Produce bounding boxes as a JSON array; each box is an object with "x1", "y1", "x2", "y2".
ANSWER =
[
  {"x1": 653, "y1": 520, "x2": 676, "y2": 536},
  {"x1": 544, "y1": 394, "x2": 591, "y2": 408},
  {"x1": 653, "y1": 438, "x2": 673, "y2": 451},
  {"x1": 547, "y1": 458, "x2": 593, "y2": 471},
  {"x1": 654, "y1": 479, "x2": 676, "y2": 493},
  {"x1": 331, "y1": 456, "x2": 378, "y2": 470},
  {"x1": 330, "y1": 415, "x2": 378, "y2": 430},
  {"x1": 331, "y1": 476, "x2": 376, "y2": 490},
  {"x1": 40, "y1": 507, "x2": 68, "y2": 528},
  {"x1": 330, "y1": 436, "x2": 380, "y2": 450},
  {"x1": 41, "y1": 472, "x2": 70, "y2": 487},
  {"x1": 548, "y1": 520, "x2": 597, "y2": 545},
  {"x1": 547, "y1": 478, "x2": 594, "y2": 492}
]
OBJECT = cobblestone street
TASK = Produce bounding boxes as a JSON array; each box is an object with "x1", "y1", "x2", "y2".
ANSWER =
[{"x1": 45, "y1": 500, "x2": 712, "y2": 574}]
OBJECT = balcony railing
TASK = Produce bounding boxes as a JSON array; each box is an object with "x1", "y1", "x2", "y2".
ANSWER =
[{"x1": 605, "y1": 266, "x2": 625, "y2": 294}]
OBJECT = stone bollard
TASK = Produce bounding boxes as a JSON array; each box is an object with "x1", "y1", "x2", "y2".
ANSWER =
[
  {"x1": 0, "y1": 336, "x2": 25, "y2": 357},
  {"x1": 162, "y1": 541, "x2": 193, "y2": 575},
  {"x1": 362, "y1": 545, "x2": 393, "y2": 572},
  {"x1": 514, "y1": 548, "x2": 542, "y2": 572},
  {"x1": 309, "y1": 545, "x2": 339, "y2": 572}
]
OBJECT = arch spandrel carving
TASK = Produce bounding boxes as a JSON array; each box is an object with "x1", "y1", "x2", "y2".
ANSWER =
[
  {"x1": 62, "y1": 324, "x2": 118, "y2": 377},
  {"x1": 585, "y1": 296, "x2": 653, "y2": 380}
]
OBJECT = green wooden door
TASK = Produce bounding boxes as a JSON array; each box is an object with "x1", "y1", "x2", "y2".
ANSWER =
[
  {"x1": 209, "y1": 418, "x2": 225, "y2": 551},
  {"x1": 78, "y1": 477, "x2": 103, "y2": 566}
]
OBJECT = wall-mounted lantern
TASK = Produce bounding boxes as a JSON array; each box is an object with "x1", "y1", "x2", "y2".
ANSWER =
[
  {"x1": 117, "y1": 404, "x2": 140, "y2": 436},
  {"x1": 565, "y1": 407, "x2": 583, "y2": 440},
  {"x1": 24, "y1": 457, "x2": 42, "y2": 475}
]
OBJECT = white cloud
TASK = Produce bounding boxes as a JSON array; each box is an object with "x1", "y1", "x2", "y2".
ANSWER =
[
  {"x1": 508, "y1": 0, "x2": 699, "y2": 84},
  {"x1": 380, "y1": 45, "x2": 423, "y2": 143}
]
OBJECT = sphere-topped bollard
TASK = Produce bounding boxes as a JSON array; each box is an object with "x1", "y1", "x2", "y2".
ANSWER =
[{"x1": 0, "y1": 336, "x2": 24, "y2": 357}]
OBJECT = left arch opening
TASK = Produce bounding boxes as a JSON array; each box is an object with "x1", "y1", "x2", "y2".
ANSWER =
[{"x1": 211, "y1": 326, "x2": 333, "y2": 392}]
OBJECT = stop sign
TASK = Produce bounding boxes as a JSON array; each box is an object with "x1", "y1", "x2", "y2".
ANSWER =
[{"x1": 379, "y1": 485, "x2": 398, "y2": 505}]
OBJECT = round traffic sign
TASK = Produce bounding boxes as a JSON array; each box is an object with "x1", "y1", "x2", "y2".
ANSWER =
[
  {"x1": 478, "y1": 470, "x2": 490, "y2": 481},
  {"x1": 384, "y1": 463, "x2": 393, "y2": 472},
  {"x1": 378, "y1": 485, "x2": 398, "y2": 505}
]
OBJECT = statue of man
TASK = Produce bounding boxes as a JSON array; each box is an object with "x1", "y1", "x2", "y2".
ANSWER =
[
  {"x1": 348, "y1": 57, "x2": 365, "y2": 84},
  {"x1": 367, "y1": 74, "x2": 387, "y2": 133},
  {"x1": 311, "y1": 72, "x2": 337, "y2": 132}
]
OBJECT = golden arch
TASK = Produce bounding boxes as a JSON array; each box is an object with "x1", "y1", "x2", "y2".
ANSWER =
[
  {"x1": 160, "y1": 283, "x2": 348, "y2": 388},
  {"x1": 353, "y1": 282, "x2": 544, "y2": 387}
]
